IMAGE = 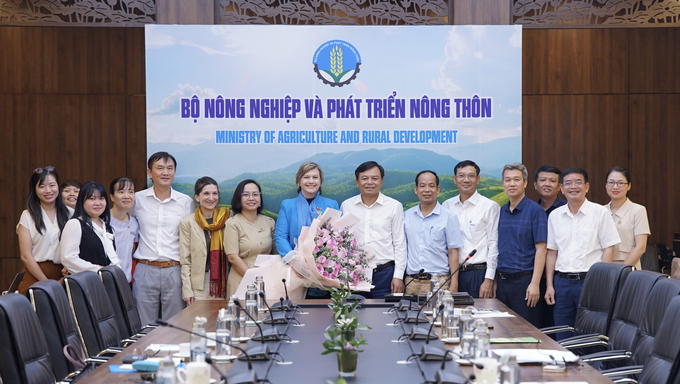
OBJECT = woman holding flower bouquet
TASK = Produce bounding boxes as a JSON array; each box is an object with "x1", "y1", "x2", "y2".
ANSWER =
[
  {"x1": 275, "y1": 162, "x2": 339, "y2": 299},
  {"x1": 225, "y1": 179, "x2": 276, "y2": 298}
]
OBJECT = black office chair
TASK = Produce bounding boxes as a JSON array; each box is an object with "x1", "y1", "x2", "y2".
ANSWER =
[
  {"x1": 64, "y1": 271, "x2": 128, "y2": 359},
  {"x1": 639, "y1": 244, "x2": 658, "y2": 272},
  {"x1": 570, "y1": 271, "x2": 666, "y2": 363},
  {"x1": 27, "y1": 279, "x2": 89, "y2": 381},
  {"x1": 590, "y1": 277, "x2": 680, "y2": 379},
  {"x1": 657, "y1": 243, "x2": 675, "y2": 274},
  {"x1": 0, "y1": 293, "x2": 55, "y2": 384},
  {"x1": 611, "y1": 295, "x2": 680, "y2": 384},
  {"x1": 98, "y1": 265, "x2": 155, "y2": 340},
  {"x1": 542, "y1": 262, "x2": 633, "y2": 346}
]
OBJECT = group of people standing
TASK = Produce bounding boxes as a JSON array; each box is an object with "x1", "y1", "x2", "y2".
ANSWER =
[{"x1": 14, "y1": 152, "x2": 649, "y2": 333}]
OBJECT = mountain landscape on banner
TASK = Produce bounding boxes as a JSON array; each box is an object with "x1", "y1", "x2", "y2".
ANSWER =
[{"x1": 164, "y1": 146, "x2": 513, "y2": 216}]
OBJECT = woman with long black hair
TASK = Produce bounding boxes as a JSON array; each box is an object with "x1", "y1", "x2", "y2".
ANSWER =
[{"x1": 16, "y1": 166, "x2": 72, "y2": 293}]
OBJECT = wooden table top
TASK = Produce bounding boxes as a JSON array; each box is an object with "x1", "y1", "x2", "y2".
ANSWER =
[{"x1": 84, "y1": 299, "x2": 612, "y2": 383}]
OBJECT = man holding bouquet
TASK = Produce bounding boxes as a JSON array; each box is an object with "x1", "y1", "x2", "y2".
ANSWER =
[
  {"x1": 341, "y1": 161, "x2": 407, "y2": 299},
  {"x1": 404, "y1": 171, "x2": 464, "y2": 295}
]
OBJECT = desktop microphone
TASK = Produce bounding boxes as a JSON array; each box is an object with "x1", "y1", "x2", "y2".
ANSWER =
[
  {"x1": 258, "y1": 291, "x2": 291, "y2": 326},
  {"x1": 395, "y1": 268, "x2": 424, "y2": 311},
  {"x1": 204, "y1": 356, "x2": 227, "y2": 384},
  {"x1": 435, "y1": 350, "x2": 478, "y2": 384},
  {"x1": 233, "y1": 299, "x2": 272, "y2": 361},
  {"x1": 420, "y1": 304, "x2": 452, "y2": 361},
  {"x1": 156, "y1": 319, "x2": 258, "y2": 384},
  {"x1": 407, "y1": 249, "x2": 477, "y2": 340},
  {"x1": 245, "y1": 292, "x2": 283, "y2": 341},
  {"x1": 270, "y1": 279, "x2": 294, "y2": 312}
]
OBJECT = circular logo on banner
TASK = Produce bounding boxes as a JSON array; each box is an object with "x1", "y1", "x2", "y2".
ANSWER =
[{"x1": 313, "y1": 40, "x2": 361, "y2": 87}]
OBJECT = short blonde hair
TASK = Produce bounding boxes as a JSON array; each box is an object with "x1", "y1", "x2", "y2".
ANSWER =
[{"x1": 295, "y1": 162, "x2": 324, "y2": 194}]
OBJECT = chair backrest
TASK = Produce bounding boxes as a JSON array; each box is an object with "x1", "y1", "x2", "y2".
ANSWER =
[
  {"x1": 64, "y1": 271, "x2": 122, "y2": 358},
  {"x1": 640, "y1": 244, "x2": 659, "y2": 272},
  {"x1": 98, "y1": 265, "x2": 143, "y2": 338},
  {"x1": 573, "y1": 262, "x2": 633, "y2": 337},
  {"x1": 631, "y1": 277, "x2": 680, "y2": 366},
  {"x1": 27, "y1": 279, "x2": 85, "y2": 381},
  {"x1": 0, "y1": 293, "x2": 55, "y2": 384},
  {"x1": 639, "y1": 295, "x2": 680, "y2": 384},
  {"x1": 606, "y1": 271, "x2": 666, "y2": 365}
]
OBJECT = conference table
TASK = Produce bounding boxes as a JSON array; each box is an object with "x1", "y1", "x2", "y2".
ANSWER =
[{"x1": 85, "y1": 299, "x2": 613, "y2": 383}]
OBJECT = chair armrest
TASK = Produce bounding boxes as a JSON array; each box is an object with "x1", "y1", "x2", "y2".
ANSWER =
[
  {"x1": 580, "y1": 350, "x2": 631, "y2": 363},
  {"x1": 601, "y1": 365, "x2": 644, "y2": 377},
  {"x1": 540, "y1": 325, "x2": 574, "y2": 335},
  {"x1": 558, "y1": 333, "x2": 608, "y2": 346},
  {"x1": 560, "y1": 338, "x2": 609, "y2": 350},
  {"x1": 85, "y1": 357, "x2": 110, "y2": 364},
  {"x1": 612, "y1": 379, "x2": 638, "y2": 384}
]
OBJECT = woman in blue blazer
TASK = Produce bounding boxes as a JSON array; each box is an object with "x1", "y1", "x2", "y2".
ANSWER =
[{"x1": 275, "y1": 161, "x2": 338, "y2": 298}]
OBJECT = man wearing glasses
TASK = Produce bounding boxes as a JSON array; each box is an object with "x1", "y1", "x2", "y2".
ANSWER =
[
  {"x1": 132, "y1": 152, "x2": 194, "y2": 326},
  {"x1": 544, "y1": 168, "x2": 620, "y2": 340},
  {"x1": 443, "y1": 160, "x2": 500, "y2": 299}
]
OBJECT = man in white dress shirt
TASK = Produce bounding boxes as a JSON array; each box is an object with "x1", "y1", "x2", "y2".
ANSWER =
[
  {"x1": 341, "y1": 161, "x2": 407, "y2": 299},
  {"x1": 443, "y1": 160, "x2": 500, "y2": 299},
  {"x1": 132, "y1": 152, "x2": 194, "y2": 325},
  {"x1": 544, "y1": 167, "x2": 620, "y2": 340}
]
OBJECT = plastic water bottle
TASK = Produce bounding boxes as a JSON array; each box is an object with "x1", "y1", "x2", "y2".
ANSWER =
[
  {"x1": 459, "y1": 309, "x2": 475, "y2": 359},
  {"x1": 440, "y1": 291, "x2": 455, "y2": 338},
  {"x1": 245, "y1": 283, "x2": 259, "y2": 337},
  {"x1": 255, "y1": 275, "x2": 266, "y2": 316},
  {"x1": 190, "y1": 316, "x2": 207, "y2": 362},
  {"x1": 474, "y1": 319, "x2": 491, "y2": 358},
  {"x1": 156, "y1": 355, "x2": 176, "y2": 384},
  {"x1": 227, "y1": 295, "x2": 240, "y2": 342},
  {"x1": 429, "y1": 280, "x2": 441, "y2": 316},
  {"x1": 500, "y1": 353, "x2": 520, "y2": 384},
  {"x1": 215, "y1": 308, "x2": 231, "y2": 358}
]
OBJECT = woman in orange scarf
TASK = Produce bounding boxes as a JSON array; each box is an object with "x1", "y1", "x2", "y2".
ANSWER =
[{"x1": 180, "y1": 177, "x2": 230, "y2": 305}]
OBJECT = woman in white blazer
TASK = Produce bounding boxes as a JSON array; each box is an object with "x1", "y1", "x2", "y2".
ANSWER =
[{"x1": 180, "y1": 177, "x2": 230, "y2": 305}]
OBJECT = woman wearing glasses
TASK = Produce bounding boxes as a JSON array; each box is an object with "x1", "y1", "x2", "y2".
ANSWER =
[
  {"x1": 275, "y1": 162, "x2": 338, "y2": 299},
  {"x1": 61, "y1": 181, "x2": 121, "y2": 274},
  {"x1": 225, "y1": 179, "x2": 276, "y2": 297},
  {"x1": 604, "y1": 166, "x2": 650, "y2": 269},
  {"x1": 180, "y1": 177, "x2": 230, "y2": 305},
  {"x1": 16, "y1": 166, "x2": 73, "y2": 293}
]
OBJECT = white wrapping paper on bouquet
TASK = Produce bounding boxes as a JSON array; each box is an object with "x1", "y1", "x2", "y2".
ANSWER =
[{"x1": 234, "y1": 208, "x2": 375, "y2": 299}]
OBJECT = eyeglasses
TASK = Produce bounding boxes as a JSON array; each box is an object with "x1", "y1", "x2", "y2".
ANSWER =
[
  {"x1": 563, "y1": 181, "x2": 584, "y2": 187},
  {"x1": 606, "y1": 181, "x2": 629, "y2": 187},
  {"x1": 241, "y1": 192, "x2": 261, "y2": 198},
  {"x1": 33, "y1": 166, "x2": 55, "y2": 174},
  {"x1": 456, "y1": 173, "x2": 478, "y2": 180}
]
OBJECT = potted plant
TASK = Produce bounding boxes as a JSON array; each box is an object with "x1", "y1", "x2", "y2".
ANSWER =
[{"x1": 322, "y1": 328, "x2": 368, "y2": 377}]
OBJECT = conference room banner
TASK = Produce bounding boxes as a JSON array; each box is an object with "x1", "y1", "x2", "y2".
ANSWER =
[{"x1": 145, "y1": 25, "x2": 522, "y2": 213}]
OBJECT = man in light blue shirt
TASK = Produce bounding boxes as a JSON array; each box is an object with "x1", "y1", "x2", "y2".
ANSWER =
[{"x1": 404, "y1": 170, "x2": 464, "y2": 295}]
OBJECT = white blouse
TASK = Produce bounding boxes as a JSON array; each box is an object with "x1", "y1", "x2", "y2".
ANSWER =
[
  {"x1": 61, "y1": 218, "x2": 121, "y2": 274},
  {"x1": 16, "y1": 207, "x2": 73, "y2": 264}
]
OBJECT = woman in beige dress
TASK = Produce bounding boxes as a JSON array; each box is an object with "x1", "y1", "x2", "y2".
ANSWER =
[
  {"x1": 604, "y1": 166, "x2": 650, "y2": 270},
  {"x1": 225, "y1": 179, "x2": 276, "y2": 297}
]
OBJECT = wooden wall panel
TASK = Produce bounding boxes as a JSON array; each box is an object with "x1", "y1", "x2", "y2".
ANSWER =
[
  {"x1": 157, "y1": 0, "x2": 214, "y2": 24},
  {"x1": 523, "y1": 95, "x2": 629, "y2": 206},
  {"x1": 453, "y1": 0, "x2": 512, "y2": 25},
  {"x1": 629, "y1": 94, "x2": 680, "y2": 246},
  {"x1": 523, "y1": 29, "x2": 628, "y2": 95},
  {"x1": 629, "y1": 28, "x2": 680, "y2": 94},
  {"x1": 0, "y1": 27, "x2": 146, "y2": 290}
]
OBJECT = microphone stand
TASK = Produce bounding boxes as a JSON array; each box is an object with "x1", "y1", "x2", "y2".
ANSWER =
[
  {"x1": 406, "y1": 249, "x2": 477, "y2": 341},
  {"x1": 435, "y1": 350, "x2": 478, "y2": 384},
  {"x1": 392, "y1": 268, "x2": 424, "y2": 312},
  {"x1": 246, "y1": 292, "x2": 284, "y2": 341},
  {"x1": 204, "y1": 356, "x2": 228, "y2": 384},
  {"x1": 259, "y1": 291, "x2": 292, "y2": 325},
  {"x1": 233, "y1": 299, "x2": 272, "y2": 361},
  {"x1": 270, "y1": 278, "x2": 296, "y2": 312},
  {"x1": 156, "y1": 319, "x2": 258, "y2": 384},
  {"x1": 419, "y1": 304, "x2": 451, "y2": 361}
]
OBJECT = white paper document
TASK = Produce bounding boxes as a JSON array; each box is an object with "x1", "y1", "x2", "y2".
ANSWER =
[{"x1": 491, "y1": 349, "x2": 579, "y2": 364}]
